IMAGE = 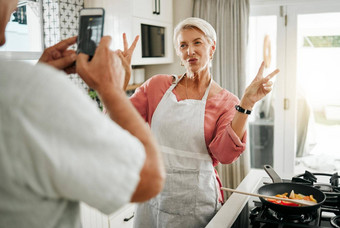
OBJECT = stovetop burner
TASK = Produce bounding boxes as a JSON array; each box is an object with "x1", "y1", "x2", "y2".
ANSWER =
[
  {"x1": 249, "y1": 203, "x2": 340, "y2": 227},
  {"x1": 267, "y1": 208, "x2": 316, "y2": 224},
  {"x1": 331, "y1": 215, "x2": 340, "y2": 228},
  {"x1": 293, "y1": 171, "x2": 340, "y2": 207},
  {"x1": 250, "y1": 204, "x2": 320, "y2": 227}
]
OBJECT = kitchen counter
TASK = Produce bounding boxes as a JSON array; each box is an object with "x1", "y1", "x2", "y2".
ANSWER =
[{"x1": 206, "y1": 169, "x2": 267, "y2": 228}]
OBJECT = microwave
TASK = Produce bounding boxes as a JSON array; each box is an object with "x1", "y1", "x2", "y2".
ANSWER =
[
  {"x1": 141, "y1": 24, "x2": 165, "y2": 57},
  {"x1": 131, "y1": 18, "x2": 173, "y2": 65}
]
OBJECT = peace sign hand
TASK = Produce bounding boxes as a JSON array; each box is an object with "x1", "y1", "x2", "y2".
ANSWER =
[
  {"x1": 240, "y1": 61, "x2": 280, "y2": 110},
  {"x1": 116, "y1": 33, "x2": 139, "y2": 90}
]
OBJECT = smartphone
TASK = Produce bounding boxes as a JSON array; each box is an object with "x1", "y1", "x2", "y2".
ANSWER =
[{"x1": 77, "y1": 8, "x2": 105, "y2": 59}]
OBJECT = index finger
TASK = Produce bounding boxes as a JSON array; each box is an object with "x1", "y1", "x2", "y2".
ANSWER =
[
  {"x1": 128, "y1": 35, "x2": 139, "y2": 53},
  {"x1": 53, "y1": 36, "x2": 77, "y2": 51},
  {"x1": 123, "y1": 33, "x2": 128, "y2": 52},
  {"x1": 264, "y1": 68, "x2": 280, "y2": 82},
  {"x1": 255, "y1": 61, "x2": 265, "y2": 79}
]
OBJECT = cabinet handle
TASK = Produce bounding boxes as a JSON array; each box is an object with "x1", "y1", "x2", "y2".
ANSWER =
[
  {"x1": 123, "y1": 212, "x2": 134, "y2": 222},
  {"x1": 153, "y1": 0, "x2": 157, "y2": 14},
  {"x1": 157, "y1": 0, "x2": 160, "y2": 15}
]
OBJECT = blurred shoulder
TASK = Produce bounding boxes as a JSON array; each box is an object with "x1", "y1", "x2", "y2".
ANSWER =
[
  {"x1": 142, "y1": 74, "x2": 174, "y2": 90},
  {"x1": 1, "y1": 60, "x2": 69, "y2": 84}
]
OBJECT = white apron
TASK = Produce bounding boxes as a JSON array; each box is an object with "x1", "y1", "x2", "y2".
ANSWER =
[{"x1": 134, "y1": 75, "x2": 221, "y2": 228}]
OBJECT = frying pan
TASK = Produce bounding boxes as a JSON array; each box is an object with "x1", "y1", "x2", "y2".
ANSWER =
[{"x1": 258, "y1": 165, "x2": 326, "y2": 215}]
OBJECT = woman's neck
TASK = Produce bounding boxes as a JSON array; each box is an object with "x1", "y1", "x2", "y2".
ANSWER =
[{"x1": 185, "y1": 67, "x2": 211, "y2": 89}]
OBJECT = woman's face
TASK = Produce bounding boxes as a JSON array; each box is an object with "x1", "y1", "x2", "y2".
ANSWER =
[{"x1": 177, "y1": 28, "x2": 215, "y2": 74}]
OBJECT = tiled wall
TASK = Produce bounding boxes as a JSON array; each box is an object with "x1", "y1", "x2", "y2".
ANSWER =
[
  {"x1": 59, "y1": 0, "x2": 83, "y2": 41},
  {"x1": 42, "y1": 0, "x2": 83, "y2": 47},
  {"x1": 42, "y1": 0, "x2": 88, "y2": 92}
]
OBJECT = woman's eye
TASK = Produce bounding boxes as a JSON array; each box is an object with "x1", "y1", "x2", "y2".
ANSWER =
[
  {"x1": 180, "y1": 44, "x2": 187, "y2": 48},
  {"x1": 195, "y1": 41, "x2": 201, "y2": 45}
]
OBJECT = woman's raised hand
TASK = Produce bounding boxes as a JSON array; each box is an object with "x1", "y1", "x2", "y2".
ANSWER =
[
  {"x1": 240, "y1": 61, "x2": 280, "y2": 109},
  {"x1": 116, "y1": 33, "x2": 139, "y2": 90}
]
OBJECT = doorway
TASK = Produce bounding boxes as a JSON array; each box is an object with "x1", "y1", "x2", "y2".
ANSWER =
[
  {"x1": 293, "y1": 11, "x2": 340, "y2": 174},
  {"x1": 248, "y1": 1, "x2": 340, "y2": 177}
]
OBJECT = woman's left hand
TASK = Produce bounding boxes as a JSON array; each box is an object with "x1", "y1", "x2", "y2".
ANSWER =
[
  {"x1": 117, "y1": 33, "x2": 139, "y2": 90},
  {"x1": 241, "y1": 61, "x2": 280, "y2": 109}
]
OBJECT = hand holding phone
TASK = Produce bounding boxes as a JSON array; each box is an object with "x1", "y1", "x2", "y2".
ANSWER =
[{"x1": 77, "y1": 8, "x2": 105, "y2": 60}]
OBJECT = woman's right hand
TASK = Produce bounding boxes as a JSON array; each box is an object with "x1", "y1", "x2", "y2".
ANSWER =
[
  {"x1": 76, "y1": 36, "x2": 125, "y2": 93},
  {"x1": 116, "y1": 33, "x2": 139, "y2": 90}
]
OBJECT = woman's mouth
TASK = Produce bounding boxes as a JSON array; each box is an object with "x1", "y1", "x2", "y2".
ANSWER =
[{"x1": 187, "y1": 58, "x2": 198, "y2": 64}]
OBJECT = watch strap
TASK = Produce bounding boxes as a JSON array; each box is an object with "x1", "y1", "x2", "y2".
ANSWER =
[{"x1": 235, "y1": 105, "x2": 251, "y2": 114}]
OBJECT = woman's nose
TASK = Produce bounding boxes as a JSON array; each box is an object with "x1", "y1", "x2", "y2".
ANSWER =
[{"x1": 187, "y1": 45, "x2": 195, "y2": 56}]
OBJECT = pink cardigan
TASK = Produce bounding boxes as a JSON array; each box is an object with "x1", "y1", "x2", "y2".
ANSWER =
[
  {"x1": 130, "y1": 74, "x2": 246, "y2": 164},
  {"x1": 130, "y1": 75, "x2": 247, "y2": 201}
]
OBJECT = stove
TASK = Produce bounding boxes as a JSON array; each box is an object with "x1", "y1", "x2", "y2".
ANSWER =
[
  {"x1": 293, "y1": 171, "x2": 340, "y2": 207},
  {"x1": 230, "y1": 171, "x2": 340, "y2": 228}
]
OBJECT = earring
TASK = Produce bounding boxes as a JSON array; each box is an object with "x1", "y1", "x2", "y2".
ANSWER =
[{"x1": 180, "y1": 61, "x2": 184, "y2": 66}]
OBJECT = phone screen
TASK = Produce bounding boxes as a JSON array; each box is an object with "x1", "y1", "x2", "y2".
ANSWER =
[{"x1": 77, "y1": 11, "x2": 104, "y2": 58}]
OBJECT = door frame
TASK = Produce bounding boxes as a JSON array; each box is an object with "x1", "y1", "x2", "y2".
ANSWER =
[
  {"x1": 249, "y1": 4, "x2": 287, "y2": 176},
  {"x1": 250, "y1": 0, "x2": 340, "y2": 177}
]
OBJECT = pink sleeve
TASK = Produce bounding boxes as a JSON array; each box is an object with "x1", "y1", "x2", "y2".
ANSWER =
[
  {"x1": 130, "y1": 75, "x2": 173, "y2": 124},
  {"x1": 130, "y1": 81, "x2": 149, "y2": 122},
  {"x1": 206, "y1": 92, "x2": 247, "y2": 165}
]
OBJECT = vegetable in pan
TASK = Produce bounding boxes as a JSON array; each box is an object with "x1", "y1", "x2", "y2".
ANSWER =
[{"x1": 267, "y1": 190, "x2": 317, "y2": 207}]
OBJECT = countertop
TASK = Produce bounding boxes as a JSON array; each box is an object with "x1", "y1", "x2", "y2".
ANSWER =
[{"x1": 206, "y1": 169, "x2": 267, "y2": 228}]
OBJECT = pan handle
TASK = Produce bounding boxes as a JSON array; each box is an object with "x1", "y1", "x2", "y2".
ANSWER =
[{"x1": 264, "y1": 165, "x2": 283, "y2": 183}]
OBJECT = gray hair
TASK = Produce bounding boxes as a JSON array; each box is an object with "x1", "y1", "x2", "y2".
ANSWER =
[{"x1": 173, "y1": 17, "x2": 217, "y2": 52}]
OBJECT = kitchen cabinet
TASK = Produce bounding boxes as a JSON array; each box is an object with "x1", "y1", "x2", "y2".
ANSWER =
[
  {"x1": 84, "y1": 0, "x2": 133, "y2": 51},
  {"x1": 84, "y1": 0, "x2": 173, "y2": 65},
  {"x1": 109, "y1": 203, "x2": 135, "y2": 227},
  {"x1": 133, "y1": 0, "x2": 173, "y2": 23},
  {"x1": 80, "y1": 203, "x2": 135, "y2": 228}
]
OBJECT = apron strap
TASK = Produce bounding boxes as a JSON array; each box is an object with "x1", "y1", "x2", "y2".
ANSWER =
[{"x1": 202, "y1": 78, "x2": 213, "y2": 101}]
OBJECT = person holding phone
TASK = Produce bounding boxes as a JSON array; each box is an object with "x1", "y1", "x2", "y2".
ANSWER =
[
  {"x1": 119, "y1": 18, "x2": 279, "y2": 228},
  {"x1": 0, "y1": 1, "x2": 164, "y2": 228}
]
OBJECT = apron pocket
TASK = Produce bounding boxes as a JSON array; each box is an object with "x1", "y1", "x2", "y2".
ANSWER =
[{"x1": 150, "y1": 168, "x2": 199, "y2": 215}]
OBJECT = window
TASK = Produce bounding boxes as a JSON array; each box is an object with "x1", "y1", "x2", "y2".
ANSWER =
[{"x1": 0, "y1": 0, "x2": 43, "y2": 61}]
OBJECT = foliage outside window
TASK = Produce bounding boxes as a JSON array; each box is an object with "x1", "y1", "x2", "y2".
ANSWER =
[{"x1": 303, "y1": 36, "x2": 340, "y2": 47}]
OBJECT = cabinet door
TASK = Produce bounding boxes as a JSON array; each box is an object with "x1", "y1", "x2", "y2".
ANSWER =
[
  {"x1": 84, "y1": 0, "x2": 133, "y2": 51},
  {"x1": 80, "y1": 203, "x2": 109, "y2": 228},
  {"x1": 109, "y1": 204, "x2": 135, "y2": 228},
  {"x1": 133, "y1": 0, "x2": 173, "y2": 23}
]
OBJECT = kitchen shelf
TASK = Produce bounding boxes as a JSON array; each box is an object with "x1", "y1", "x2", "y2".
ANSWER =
[{"x1": 126, "y1": 83, "x2": 142, "y2": 91}]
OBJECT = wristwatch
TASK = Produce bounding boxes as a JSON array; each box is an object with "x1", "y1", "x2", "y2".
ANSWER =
[{"x1": 235, "y1": 105, "x2": 252, "y2": 115}]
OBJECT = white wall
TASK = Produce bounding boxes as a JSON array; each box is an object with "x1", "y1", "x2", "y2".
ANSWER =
[{"x1": 143, "y1": 0, "x2": 194, "y2": 79}]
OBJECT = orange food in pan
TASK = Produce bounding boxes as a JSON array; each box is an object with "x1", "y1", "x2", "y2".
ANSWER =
[{"x1": 267, "y1": 190, "x2": 317, "y2": 207}]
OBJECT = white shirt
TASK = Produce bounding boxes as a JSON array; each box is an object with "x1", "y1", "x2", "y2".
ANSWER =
[{"x1": 0, "y1": 61, "x2": 145, "y2": 228}]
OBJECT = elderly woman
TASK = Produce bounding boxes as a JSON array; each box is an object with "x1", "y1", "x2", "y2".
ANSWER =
[{"x1": 119, "y1": 17, "x2": 279, "y2": 228}]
